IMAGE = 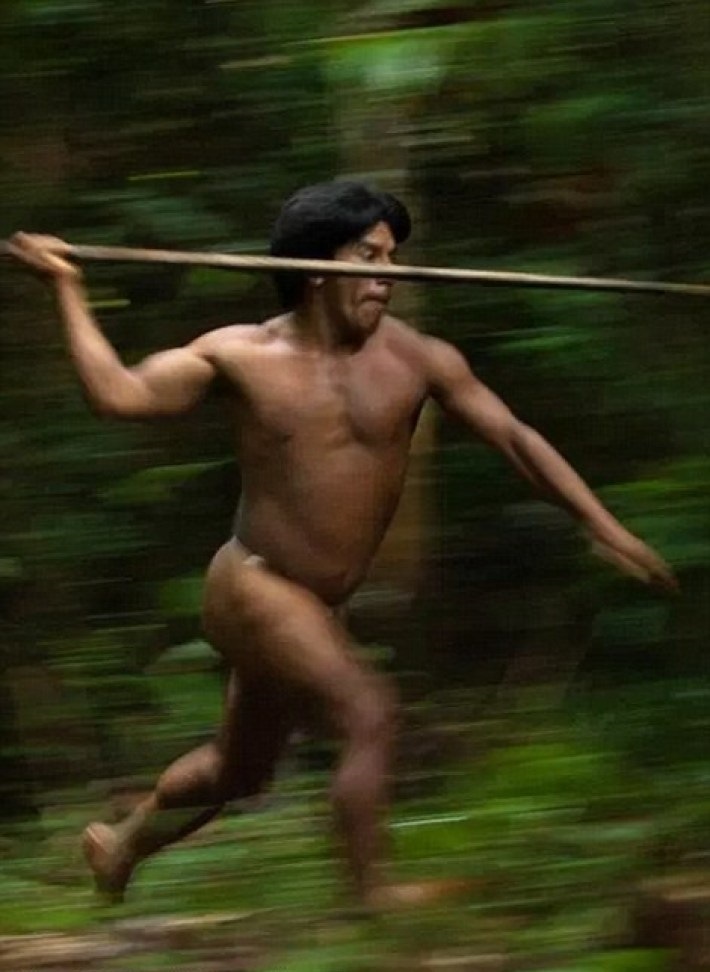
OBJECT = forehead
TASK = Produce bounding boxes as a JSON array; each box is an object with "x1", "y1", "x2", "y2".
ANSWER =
[{"x1": 358, "y1": 221, "x2": 396, "y2": 248}]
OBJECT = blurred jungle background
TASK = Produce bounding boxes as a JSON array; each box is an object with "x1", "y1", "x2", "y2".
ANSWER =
[{"x1": 0, "y1": 1, "x2": 709, "y2": 970}]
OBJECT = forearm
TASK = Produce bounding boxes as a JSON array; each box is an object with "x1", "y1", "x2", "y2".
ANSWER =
[
  {"x1": 54, "y1": 276, "x2": 140, "y2": 414},
  {"x1": 506, "y1": 424, "x2": 622, "y2": 537},
  {"x1": 428, "y1": 339, "x2": 675, "y2": 589}
]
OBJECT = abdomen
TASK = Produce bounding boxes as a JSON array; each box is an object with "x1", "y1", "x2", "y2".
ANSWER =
[{"x1": 234, "y1": 441, "x2": 410, "y2": 605}]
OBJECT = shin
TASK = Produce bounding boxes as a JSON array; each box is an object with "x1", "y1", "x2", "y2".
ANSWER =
[{"x1": 330, "y1": 682, "x2": 398, "y2": 902}]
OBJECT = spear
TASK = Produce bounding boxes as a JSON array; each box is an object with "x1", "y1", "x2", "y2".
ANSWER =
[{"x1": 2, "y1": 240, "x2": 710, "y2": 298}]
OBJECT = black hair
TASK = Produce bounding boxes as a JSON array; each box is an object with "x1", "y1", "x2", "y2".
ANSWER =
[{"x1": 268, "y1": 180, "x2": 411, "y2": 310}]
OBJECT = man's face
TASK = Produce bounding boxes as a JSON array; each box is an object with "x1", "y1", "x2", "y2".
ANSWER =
[{"x1": 321, "y1": 221, "x2": 397, "y2": 341}]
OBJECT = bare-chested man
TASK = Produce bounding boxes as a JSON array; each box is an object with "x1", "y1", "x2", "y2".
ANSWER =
[{"x1": 9, "y1": 181, "x2": 677, "y2": 910}]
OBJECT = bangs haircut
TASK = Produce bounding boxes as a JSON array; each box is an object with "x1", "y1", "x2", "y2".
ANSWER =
[{"x1": 269, "y1": 180, "x2": 411, "y2": 310}]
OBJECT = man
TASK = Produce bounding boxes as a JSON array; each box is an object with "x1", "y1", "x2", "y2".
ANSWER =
[{"x1": 8, "y1": 180, "x2": 676, "y2": 909}]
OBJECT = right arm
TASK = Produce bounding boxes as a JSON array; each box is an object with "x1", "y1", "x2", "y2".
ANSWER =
[{"x1": 9, "y1": 233, "x2": 216, "y2": 420}]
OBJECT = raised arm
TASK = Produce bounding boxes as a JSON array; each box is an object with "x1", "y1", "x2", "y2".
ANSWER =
[
  {"x1": 424, "y1": 335, "x2": 677, "y2": 592},
  {"x1": 8, "y1": 233, "x2": 215, "y2": 420}
]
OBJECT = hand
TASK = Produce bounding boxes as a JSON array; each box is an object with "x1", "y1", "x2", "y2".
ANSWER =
[
  {"x1": 587, "y1": 524, "x2": 679, "y2": 593},
  {"x1": 6, "y1": 232, "x2": 81, "y2": 282}
]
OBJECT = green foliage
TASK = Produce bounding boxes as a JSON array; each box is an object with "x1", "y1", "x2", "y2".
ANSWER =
[
  {"x1": 322, "y1": 26, "x2": 454, "y2": 94},
  {"x1": 158, "y1": 574, "x2": 205, "y2": 620},
  {"x1": 0, "y1": 0, "x2": 708, "y2": 965},
  {"x1": 103, "y1": 461, "x2": 230, "y2": 507},
  {"x1": 1, "y1": 700, "x2": 705, "y2": 965},
  {"x1": 261, "y1": 942, "x2": 376, "y2": 972}
]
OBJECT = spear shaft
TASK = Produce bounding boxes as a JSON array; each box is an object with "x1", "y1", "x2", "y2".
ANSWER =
[{"x1": 3, "y1": 241, "x2": 710, "y2": 298}]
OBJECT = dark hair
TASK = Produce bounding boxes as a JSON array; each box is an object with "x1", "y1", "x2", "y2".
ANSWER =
[{"x1": 269, "y1": 180, "x2": 411, "y2": 310}]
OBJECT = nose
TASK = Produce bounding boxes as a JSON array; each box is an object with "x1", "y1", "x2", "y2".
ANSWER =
[
  {"x1": 371, "y1": 281, "x2": 392, "y2": 301},
  {"x1": 373, "y1": 262, "x2": 393, "y2": 286}
]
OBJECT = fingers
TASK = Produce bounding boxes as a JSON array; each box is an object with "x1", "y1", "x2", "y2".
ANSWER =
[
  {"x1": 624, "y1": 536, "x2": 679, "y2": 593},
  {"x1": 11, "y1": 231, "x2": 71, "y2": 252},
  {"x1": 8, "y1": 231, "x2": 80, "y2": 280},
  {"x1": 6, "y1": 235, "x2": 51, "y2": 274},
  {"x1": 645, "y1": 557, "x2": 679, "y2": 594},
  {"x1": 591, "y1": 538, "x2": 650, "y2": 584},
  {"x1": 10, "y1": 231, "x2": 67, "y2": 256},
  {"x1": 591, "y1": 536, "x2": 679, "y2": 594}
]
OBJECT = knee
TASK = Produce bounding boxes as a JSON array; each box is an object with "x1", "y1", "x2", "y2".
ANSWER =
[{"x1": 343, "y1": 677, "x2": 399, "y2": 745}]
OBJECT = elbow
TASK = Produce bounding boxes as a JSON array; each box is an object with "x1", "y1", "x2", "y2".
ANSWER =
[{"x1": 87, "y1": 396, "x2": 117, "y2": 419}]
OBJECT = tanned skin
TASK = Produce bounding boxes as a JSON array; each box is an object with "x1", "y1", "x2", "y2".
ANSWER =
[{"x1": 8, "y1": 226, "x2": 677, "y2": 909}]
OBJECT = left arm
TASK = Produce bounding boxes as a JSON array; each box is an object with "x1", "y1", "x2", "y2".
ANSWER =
[{"x1": 425, "y1": 336, "x2": 677, "y2": 591}]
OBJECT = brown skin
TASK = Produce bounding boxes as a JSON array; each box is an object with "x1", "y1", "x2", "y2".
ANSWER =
[{"x1": 8, "y1": 227, "x2": 677, "y2": 908}]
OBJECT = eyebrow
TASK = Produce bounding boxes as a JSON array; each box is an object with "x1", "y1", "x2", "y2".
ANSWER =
[{"x1": 359, "y1": 237, "x2": 398, "y2": 257}]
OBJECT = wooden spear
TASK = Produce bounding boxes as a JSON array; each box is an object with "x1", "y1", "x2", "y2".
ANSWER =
[{"x1": 2, "y1": 241, "x2": 710, "y2": 298}]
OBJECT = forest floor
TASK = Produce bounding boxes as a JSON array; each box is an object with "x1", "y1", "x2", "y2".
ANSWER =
[{"x1": 1, "y1": 698, "x2": 708, "y2": 971}]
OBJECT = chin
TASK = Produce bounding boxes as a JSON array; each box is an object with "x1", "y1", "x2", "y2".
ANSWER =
[
  {"x1": 360, "y1": 309, "x2": 385, "y2": 334},
  {"x1": 342, "y1": 307, "x2": 384, "y2": 345}
]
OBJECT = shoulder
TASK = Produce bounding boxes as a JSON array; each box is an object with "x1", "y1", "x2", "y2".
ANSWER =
[
  {"x1": 378, "y1": 317, "x2": 471, "y2": 385},
  {"x1": 190, "y1": 323, "x2": 264, "y2": 355},
  {"x1": 188, "y1": 321, "x2": 290, "y2": 367},
  {"x1": 377, "y1": 315, "x2": 429, "y2": 363}
]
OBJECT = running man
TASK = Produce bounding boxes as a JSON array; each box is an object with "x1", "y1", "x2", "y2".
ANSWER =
[{"x1": 8, "y1": 180, "x2": 677, "y2": 908}]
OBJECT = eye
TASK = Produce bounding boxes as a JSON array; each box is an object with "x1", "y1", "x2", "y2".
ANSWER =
[{"x1": 356, "y1": 243, "x2": 377, "y2": 261}]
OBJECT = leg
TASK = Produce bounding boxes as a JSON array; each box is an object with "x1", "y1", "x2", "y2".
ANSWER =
[
  {"x1": 83, "y1": 670, "x2": 293, "y2": 901},
  {"x1": 329, "y1": 678, "x2": 397, "y2": 903},
  {"x1": 201, "y1": 545, "x2": 399, "y2": 905}
]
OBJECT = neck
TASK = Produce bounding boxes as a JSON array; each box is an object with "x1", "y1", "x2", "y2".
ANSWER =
[{"x1": 289, "y1": 295, "x2": 361, "y2": 352}]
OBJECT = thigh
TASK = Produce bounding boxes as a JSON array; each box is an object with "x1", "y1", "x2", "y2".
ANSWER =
[
  {"x1": 217, "y1": 669, "x2": 296, "y2": 793},
  {"x1": 203, "y1": 545, "x2": 384, "y2": 730}
]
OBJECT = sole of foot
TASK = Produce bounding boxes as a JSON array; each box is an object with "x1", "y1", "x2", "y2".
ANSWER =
[{"x1": 81, "y1": 822, "x2": 131, "y2": 904}]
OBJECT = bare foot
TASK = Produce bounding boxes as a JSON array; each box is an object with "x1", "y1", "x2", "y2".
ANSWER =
[{"x1": 81, "y1": 822, "x2": 133, "y2": 903}]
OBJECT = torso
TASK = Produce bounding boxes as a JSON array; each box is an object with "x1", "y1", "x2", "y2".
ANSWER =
[{"x1": 201, "y1": 315, "x2": 430, "y2": 605}]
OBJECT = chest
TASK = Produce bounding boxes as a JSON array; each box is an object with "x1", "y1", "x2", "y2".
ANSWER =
[{"x1": 231, "y1": 347, "x2": 425, "y2": 446}]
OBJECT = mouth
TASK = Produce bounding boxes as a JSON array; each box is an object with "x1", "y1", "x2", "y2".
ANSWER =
[{"x1": 354, "y1": 299, "x2": 386, "y2": 331}]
